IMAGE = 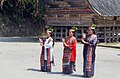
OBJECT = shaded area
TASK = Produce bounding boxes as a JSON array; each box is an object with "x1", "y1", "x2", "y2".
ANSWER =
[
  {"x1": 97, "y1": 43, "x2": 120, "y2": 49},
  {"x1": 88, "y1": 0, "x2": 120, "y2": 16},
  {"x1": 0, "y1": 37, "x2": 39, "y2": 42},
  {"x1": 47, "y1": 72, "x2": 63, "y2": 75},
  {"x1": 27, "y1": 68, "x2": 41, "y2": 72},
  {"x1": 48, "y1": 72, "x2": 83, "y2": 78},
  {"x1": 68, "y1": 74, "x2": 83, "y2": 78},
  {"x1": 117, "y1": 54, "x2": 120, "y2": 56}
]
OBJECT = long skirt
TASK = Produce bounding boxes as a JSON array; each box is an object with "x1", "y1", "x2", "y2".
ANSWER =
[
  {"x1": 83, "y1": 46, "x2": 95, "y2": 77},
  {"x1": 40, "y1": 47, "x2": 51, "y2": 72},
  {"x1": 62, "y1": 48, "x2": 75, "y2": 74}
]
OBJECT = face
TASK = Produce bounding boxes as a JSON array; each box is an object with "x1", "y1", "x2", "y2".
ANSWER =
[
  {"x1": 88, "y1": 27, "x2": 93, "y2": 35},
  {"x1": 47, "y1": 31, "x2": 51, "y2": 37},
  {"x1": 69, "y1": 30, "x2": 73, "y2": 37}
]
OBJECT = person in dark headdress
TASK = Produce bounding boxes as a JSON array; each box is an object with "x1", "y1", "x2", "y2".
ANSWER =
[
  {"x1": 81, "y1": 26, "x2": 97, "y2": 77},
  {"x1": 62, "y1": 29, "x2": 77, "y2": 74}
]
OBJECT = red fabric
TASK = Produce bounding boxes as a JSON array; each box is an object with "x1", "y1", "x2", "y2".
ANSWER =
[
  {"x1": 65, "y1": 37, "x2": 77, "y2": 62},
  {"x1": 87, "y1": 46, "x2": 92, "y2": 72},
  {"x1": 40, "y1": 46, "x2": 44, "y2": 67},
  {"x1": 47, "y1": 48, "x2": 51, "y2": 72}
]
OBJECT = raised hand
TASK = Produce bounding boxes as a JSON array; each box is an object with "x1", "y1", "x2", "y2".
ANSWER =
[
  {"x1": 39, "y1": 38, "x2": 43, "y2": 46},
  {"x1": 62, "y1": 38, "x2": 65, "y2": 42},
  {"x1": 39, "y1": 38, "x2": 42, "y2": 43},
  {"x1": 62, "y1": 38, "x2": 69, "y2": 47},
  {"x1": 82, "y1": 33, "x2": 86, "y2": 39}
]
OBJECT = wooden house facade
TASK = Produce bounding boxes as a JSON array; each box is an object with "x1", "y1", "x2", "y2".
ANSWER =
[{"x1": 45, "y1": 0, "x2": 120, "y2": 43}]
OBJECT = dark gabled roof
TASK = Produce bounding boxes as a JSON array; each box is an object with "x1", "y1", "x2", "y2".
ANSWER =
[{"x1": 88, "y1": 0, "x2": 120, "y2": 16}]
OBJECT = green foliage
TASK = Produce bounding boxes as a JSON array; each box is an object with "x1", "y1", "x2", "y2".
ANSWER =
[
  {"x1": 2, "y1": 0, "x2": 35, "y2": 18},
  {"x1": 72, "y1": 26, "x2": 78, "y2": 31},
  {"x1": 48, "y1": 27, "x2": 54, "y2": 32},
  {"x1": 1, "y1": 0, "x2": 45, "y2": 27},
  {"x1": 38, "y1": 0, "x2": 45, "y2": 16},
  {"x1": 1, "y1": 0, "x2": 45, "y2": 18},
  {"x1": 18, "y1": 0, "x2": 34, "y2": 4},
  {"x1": 92, "y1": 24, "x2": 97, "y2": 28}
]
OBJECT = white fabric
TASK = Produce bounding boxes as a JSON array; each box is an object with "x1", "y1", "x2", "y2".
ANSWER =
[{"x1": 44, "y1": 37, "x2": 53, "y2": 61}]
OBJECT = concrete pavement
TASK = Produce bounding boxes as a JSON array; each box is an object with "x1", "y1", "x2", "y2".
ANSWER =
[
  {"x1": 0, "y1": 42, "x2": 120, "y2": 79},
  {"x1": 97, "y1": 43, "x2": 120, "y2": 49}
]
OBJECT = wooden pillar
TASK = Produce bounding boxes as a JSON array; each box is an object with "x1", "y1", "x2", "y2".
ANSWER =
[
  {"x1": 119, "y1": 26, "x2": 120, "y2": 42},
  {"x1": 55, "y1": 15, "x2": 58, "y2": 20},
  {"x1": 54, "y1": 26, "x2": 56, "y2": 41},
  {"x1": 104, "y1": 26, "x2": 107, "y2": 43},
  {"x1": 75, "y1": 30, "x2": 78, "y2": 39},
  {"x1": 66, "y1": 14, "x2": 69, "y2": 25},
  {"x1": 117, "y1": 26, "x2": 119, "y2": 42},
  {"x1": 116, "y1": 26, "x2": 118, "y2": 42},
  {"x1": 61, "y1": 27, "x2": 63, "y2": 41},
  {"x1": 81, "y1": 26, "x2": 83, "y2": 38},
  {"x1": 65, "y1": 26, "x2": 68, "y2": 37},
  {"x1": 112, "y1": 26, "x2": 114, "y2": 42},
  {"x1": 109, "y1": 26, "x2": 111, "y2": 43},
  {"x1": 79, "y1": 14, "x2": 81, "y2": 24}
]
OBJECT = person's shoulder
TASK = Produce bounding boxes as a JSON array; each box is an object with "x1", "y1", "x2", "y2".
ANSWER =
[
  {"x1": 47, "y1": 37, "x2": 53, "y2": 42},
  {"x1": 93, "y1": 34, "x2": 97, "y2": 38},
  {"x1": 49, "y1": 37, "x2": 53, "y2": 41},
  {"x1": 72, "y1": 36, "x2": 77, "y2": 40},
  {"x1": 92, "y1": 34, "x2": 97, "y2": 40}
]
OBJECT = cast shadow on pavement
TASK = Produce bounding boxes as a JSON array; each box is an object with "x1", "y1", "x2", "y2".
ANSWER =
[
  {"x1": 47, "y1": 72, "x2": 63, "y2": 74},
  {"x1": 48, "y1": 72, "x2": 83, "y2": 78},
  {"x1": 27, "y1": 68, "x2": 42, "y2": 72},
  {"x1": 66, "y1": 74, "x2": 83, "y2": 78},
  {"x1": 117, "y1": 54, "x2": 120, "y2": 56},
  {"x1": 0, "y1": 38, "x2": 39, "y2": 43}
]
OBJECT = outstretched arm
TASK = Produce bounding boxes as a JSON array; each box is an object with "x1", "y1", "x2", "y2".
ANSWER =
[
  {"x1": 62, "y1": 38, "x2": 69, "y2": 47},
  {"x1": 39, "y1": 38, "x2": 43, "y2": 46},
  {"x1": 81, "y1": 33, "x2": 88, "y2": 44}
]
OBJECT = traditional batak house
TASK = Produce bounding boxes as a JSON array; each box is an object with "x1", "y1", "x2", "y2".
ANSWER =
[
  {"x1": 45, "y1": 0, "x2": 120, "y2": 43},
  {"x1": 88, "y1": 0, "x2": 120, "y2": 43}
]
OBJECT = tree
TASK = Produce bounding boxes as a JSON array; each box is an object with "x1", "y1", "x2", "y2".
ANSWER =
[
  {"x1": 34, "y1": 0, "x2": 48, "y2": 35},
  {"x1": 0, "y1": 0, "x2": 46, "y2": 36}
]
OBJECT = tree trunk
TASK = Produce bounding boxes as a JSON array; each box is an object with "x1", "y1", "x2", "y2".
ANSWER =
[{"x1": 34, "y1": 0, "x2": 38, "y2": 17}]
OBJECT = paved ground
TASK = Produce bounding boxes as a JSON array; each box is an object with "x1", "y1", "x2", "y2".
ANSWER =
[
  {"x1": 98, "y1": 43, "x2": 120, "y2": 49},
  {"x1": 0, "y1": 42, "x2": 120, "y2": 79}
]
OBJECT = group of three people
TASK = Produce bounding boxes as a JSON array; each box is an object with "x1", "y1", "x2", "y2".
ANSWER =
[{"x1": 39, "y1": 26, "x2": 97, "y2": 78}]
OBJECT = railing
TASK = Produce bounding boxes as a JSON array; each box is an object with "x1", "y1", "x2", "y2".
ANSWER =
[
  {"x1": 47, "y1": 17, "x2": 120, "y2": 26},
  {"x1": 47, "y1": 7, "x2": 93, "y2": 14},
  {"x1": 95, "y1": 20, "x2": 120, "y2": 24},
  {"x1": 47, "y1": 18, "x2": 92, "y2": 25}
]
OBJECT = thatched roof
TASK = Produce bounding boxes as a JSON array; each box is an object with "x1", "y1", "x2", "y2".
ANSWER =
[{"x1": 88, "y1": 0, "x2": 120, "y2": 16}]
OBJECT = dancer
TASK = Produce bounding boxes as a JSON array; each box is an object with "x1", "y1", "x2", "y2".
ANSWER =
[
  {"x1": 81, "y1": 26, "x2": 97, "y2": 77},
  {"x1": 62, "y1": 29, "x2": 77, "y2": 74},
  {"x1": 39, "y1": 29, "x2": 54, "y2": 72}
]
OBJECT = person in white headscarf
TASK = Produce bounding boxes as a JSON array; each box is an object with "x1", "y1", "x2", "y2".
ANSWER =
[{"x1": 39, "y1": 30, "x2": 54, "y2": 72}]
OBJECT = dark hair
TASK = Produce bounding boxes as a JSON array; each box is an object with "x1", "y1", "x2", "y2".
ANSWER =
[
  {"x1": 49, "y1": 32, "x2": 52, "y2": 35},
  {"x1": 91, "y1": 29, "x2": 96, "y2": 34},
  {"x1": 72, "y1": 31, "x2": 75, "y2": 34}
]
